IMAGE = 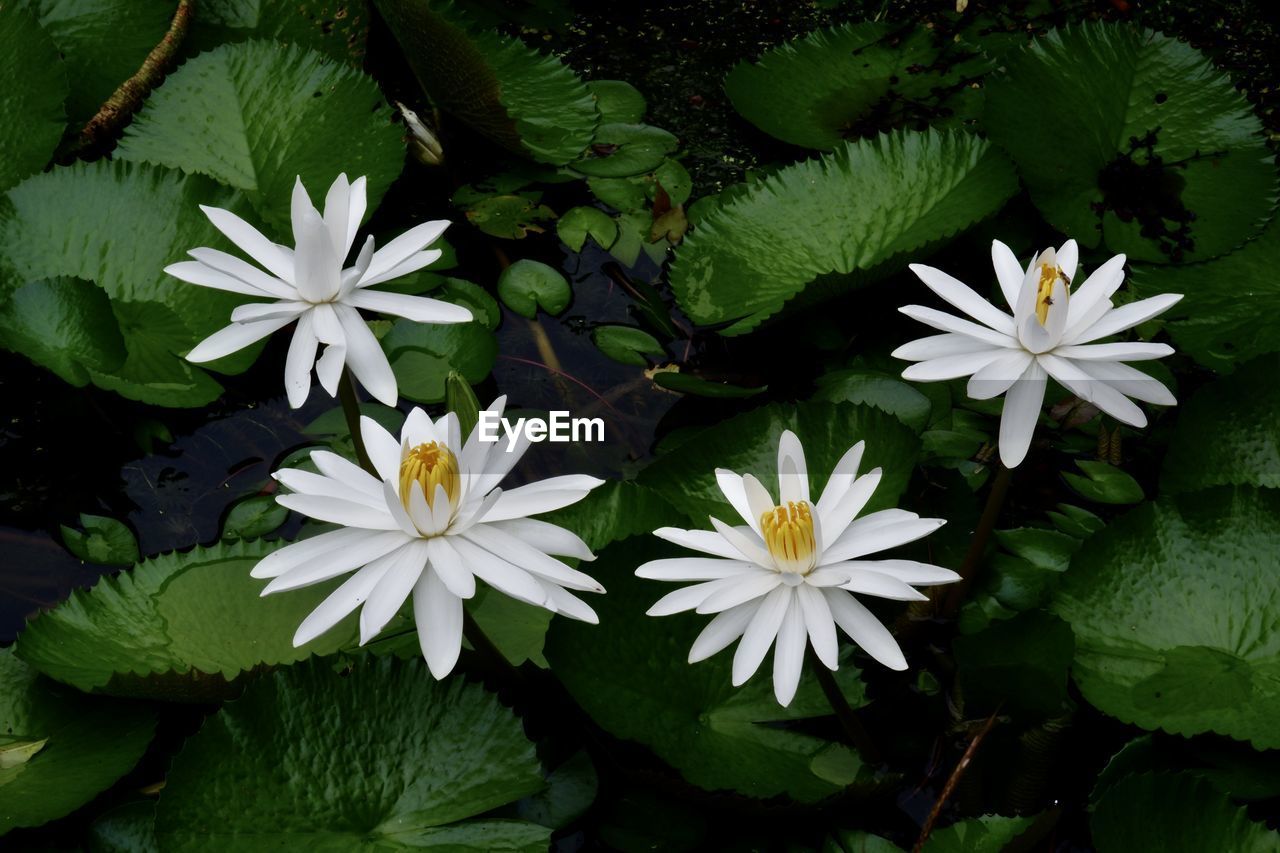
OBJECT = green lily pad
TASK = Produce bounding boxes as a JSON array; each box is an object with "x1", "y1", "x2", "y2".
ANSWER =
[
  {"x1": 153, "y1": 657, "x2": 550, "y2": 851},
  {"x1": 592, "y1": 325, "x2": 665, "y2": 366},
  {"x1": 588, "y1": 79, "x2": 646, "y2": 124},
  {"x1": 60, "y1": 513, "x2": 139, "y2": 566},
  {"x1": 384, "y1": 315, "x2": 497, "y2": 404},
  {"x1": 188, "y1": 0, "x2": 371, "y2": 65},
  {"x1": 0, "y1": 277, "x2": 125, "y2": 386},
  {"x1": 0, "y1": 2, "x2": 67, "y2": 192},
  {"x1": 557, "y1": 205, "x2": 619, "y2": 252},
  {"x1": 222, "y1": 495, "x2": 290, "y2": 540},
  {"x1": 1051, "y1": 487, "x2": 1280, "y2": 748},
  {"x1": 497, "y1": 259, "x2": 571, "y2": 318},
  {"x1": 571, "y1": 123, "x2": 678, "y2": 178}
]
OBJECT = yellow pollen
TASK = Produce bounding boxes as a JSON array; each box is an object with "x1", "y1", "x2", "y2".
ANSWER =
[
  {"x1": 760, "y1": 501, "x2": 817, "y2": 573},
  {"x1": 1035, "y1": 263, "x2": 1068, "y2": 326},
  {"x1": 398, "y1": 441, "x2": 460, "y2": 513}
]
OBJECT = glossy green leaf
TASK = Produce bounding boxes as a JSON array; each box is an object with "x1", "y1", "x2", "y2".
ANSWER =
[
  {"x1": 650, "y1": 370, "x2": 764, "y2": 398},
  {"x1": 1062, "y1": 460, "x2": 1144, "y2": 504},
  {"x1": 669, "y1": 130, "x2": 1017, "y2": 333},
  {"x1": 60, "y1": 513, "x2": 139, "y2": 566},
  {"x1": 557, "y1": 205, "x2": 618, "y2": 251},
  {"x1": 592, "y1": 325, "x2": 664, "y2": 366},
  {"x1": 638, "y1": 401, "x2": 919, "y2": 527},
  {"x1": 1162, "y1": 354, "x2": 1280, "y2": 493},
  {"x1": 117, "y1": 40, "x2": 404, "y2": 232},
  {"x1": 588, "y1": 79, "x2": 646, "y2": 124},
  {"x1": 384, "y1": 315, "x2": 497, "y2": 404},
  {"x1": 726, "y1": 22, "x2": 988, "y2": 149},
  {"x1": 1130, "y1": 218, "x2": 1280, "y2": 371},
  {"x1": 462, "y1": 193, "x2": 556, "y2": 239},
  {"x1": 222, "y1": 495, "x2": 289, "y2": 540},
  {"x1": 153, "y1": 657, "x2": 549, "y2": 851},
  {"x1": 15, "y1": 540, "x2": 358, "y2": 699},
  {"x1": 541, "y1": 480, "x2": 686, "y2": 553},
  {"x1": 1091, "y1": 772, "x2": 1280, "y2": 852},
  {"x1": 0, "y1": 277, "x2": 125, "y2": 385},
  {"x1": 1051, "y1": 487, "x2": 1280, "y2": 748},
  {"x1": 571, "y1": 123, "x2": 678, "y2": 178},
  {"x1": 0, "y1": 2, "x2": 67, "y2": 191},
  {"x1": 545, "y1": 538, "x2": 871, "y2": 802},
  {"x1": 497, "y1": 259, "x2": 571, "y2": 318},
  {"x1": 814, "y1": 369, "x2": 933, "y2": 433},
  {"x1": 0, "y1": 649, "x2": 155, "y2": 836},
  {"x1": 984, "y1": 22, "x2": 1276, "y2": 263},
  {"x1": 376, "y1": 0, "x2": 598, "y2": 164}
]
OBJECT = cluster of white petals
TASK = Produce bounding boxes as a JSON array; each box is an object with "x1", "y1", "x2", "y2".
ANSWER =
[
  {"x1": 894, "y1": 240, "x2": 1181, "y2": 467},
  {"x1": 169, "y1": 174, "x2": 472, "y2": 408},
  {"x1": 252, "y1": 399, "x2": 605, "y2": 679},
  {"x1": 635, "y1": 431, "x2": 958, "y2": 706}
]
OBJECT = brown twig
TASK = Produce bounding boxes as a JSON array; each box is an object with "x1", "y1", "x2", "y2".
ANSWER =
[
  {"x1": 913, "y1": 706, "x2": 1003, "y2": 853},
  {"x1": 61, "y1": 0, "x2": 196, "y2": 159},
  {"x1": 940, "y1": 464, "x2": 1012, "y2": 619}
]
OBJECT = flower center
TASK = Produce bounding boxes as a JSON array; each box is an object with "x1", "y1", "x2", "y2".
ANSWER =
[
  {"x1": 760, "y1": 501, "x2": 817, "y2": 574},
  {"x1": 1035, "y1": 263, "x2": 1068, "y2": 326},
  {"x1": 398, "y1": 441, "x2": 460, "y2": 513}
]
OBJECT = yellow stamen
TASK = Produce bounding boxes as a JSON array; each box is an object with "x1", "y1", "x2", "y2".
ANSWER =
[
  {"x1": 760, "y1": 501, "x2": 817, "y2": 574},
  {"x1": 1035, "y1": 263, "x2": 1069, "y2": 326},
  {"x1": 398, "y1": 441, "x2": 460, "y2": 514}
]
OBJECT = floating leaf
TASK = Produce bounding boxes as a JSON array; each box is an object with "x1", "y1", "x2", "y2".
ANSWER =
[
  {"x1": 1051, "y1": 487, "x2": 1280, "y2": 748},
  {"x1": 188, "y1": 0, "x2": 370, "y2": 65},
  {"x1": 0, "y1": 160, "x2": 258, "y2": 407},
  {"x1": 463, "y1": 193, "x2": 556, "y2": 239},
  {"x1": 153, "y1": 657, "x2": 549, "y2": 851},
  {"x1": 588, "y1": 79, "x2": 646, "y2": 124},
  {"x1": 542, "y1": 480, "x2": 686, "y2": 554},
  {"x1": 545, "y1": 538, "x2": 871, "y2": 802},
  {"x1": 497, "y1": 259, "x2": 571, "y2": 318},
  {"x1": 117, "y1": 40, "x2": 404, "y2": 232},
  {"x1": 384, "y1": 314, "x2": 497, "y2": 404},
  {"x1": 638, "y1": 401, "x2": 919, "y2": 528},
  {"x1": 557, "y1": 205, "x2": 618, "y2": 251},
  {"x1": 829, "y1": 815, "x2": 1038, "y2": 852},
  {"x1": 726, "y1": 22, "x2": 988, "y2": 150},
  {"x1": 1091, "y1": 772, "x2": 1280, "y2": 852},
  {"x1": 650, "y1": 370, "x2": 765, "y2": 398},
  {"x1": 1062, "y1": 460, "x2": 1144, "y2": 504},
  {"x1": 1162, "y1": 355, "x2": 1280, "y2": 494},
  {"x1": 376, "y1": 0, "x2": 598, "y2": 164},
  {"x1": 1130, "y1": 218, "x2": 1280, "y2": 371},
  {"x1": 814, "y1": 369, "x2": 934, "y2": 433},
  {"x1": 0, "y1": 277, "x2": 125, "y2": 386},
  {"x1": 0, "y1": 2, "x2": 67, "y2": 191},
  {"x1": 669, "y1": 130, "x2": 1017, "y2": 333},
  {"x1": 592, "y1": 325, "x2": 664, "y2": 366},
  {"x1": 571, "y1": 123, "x2": 678, "y2": 178},
  {"x1": 15, "y1": 540, "x2": 358, "y2": 699},
  {"x1": 60, "y1": 513, "x2": 139, "y2": 566},
  {"x1": 221, "y1": 495, "x2": 289, "y2": 540},
  {"x1": 0, "y1": 649, "x2": 155, "y2": 835},
  {"x1": 984, "y1": 22, "x2": 1276, "y2": 263}
]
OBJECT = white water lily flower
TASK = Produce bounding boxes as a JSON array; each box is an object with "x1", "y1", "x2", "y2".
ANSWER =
[
  {"x1": 168, "y1": 173, "x2": 473, "y2": 408},
  {"x1": 893, "y1": 240, "x2": 1182, "y2": 468},
  {"x1": 635, "y1": 431, "x2": 958, "y2": 707},
  {"x1": 252, "y1": 399, "x2": 606, "y2": 678}
]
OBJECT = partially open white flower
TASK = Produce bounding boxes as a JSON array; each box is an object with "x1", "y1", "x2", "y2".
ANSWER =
[
  {"x1": 168, "y1": 173, "x2": 472, "y2": 408},
  {"x1": 893, "y1": 240, "x2": 1182, "y2": 467},
  {"x1": 636, "y1": 431, "x2": 957, "y2": 707},
  {"x1": 252, "y1": 399, "x2": 606, "y2": 678}
]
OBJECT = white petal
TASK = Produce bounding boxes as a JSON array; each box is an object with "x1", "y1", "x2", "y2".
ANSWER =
[
  {"x1": 424, "y1": 536, "x2": 476, "y2": 599},
  {"x1": 315, "y1": 343, "x2": 346, "y2": 396},
  {"x1": 841, "y1": 570, "x2": 929, "y2": 601},
  {"x1": 381, "y1": 481, "x2": 420, "y2": 538},
  {"x1": 273, "y1": 468, "x2": 386, "y2": 510},
  {"x1": 291, "y1": 176, "x2": 319, "y2": 244},
  {"x1": 401, "y1": 406, "x2": 439, "y2": 448},
  {"x1": 490, "y1": 518, "x2": 594, "y2": 561},
  {"x1": 772, "y1": 595, "x2": 807, "y2": 706},
  {"x1": 447, "y1": 535, "x2": 548, "y2": 608},
  {"x1": 283, "y1": 311, "x2": 318, "y2": 408},
  {"x1": 741, "y1": 474, "x2": 776, "y2": 526},
  {"x1": 636, "y1": 557, "x2": 759, "y2": 581},
  {"x1": 687, "y1": 602, "x2": 756, "y2": 663},
  {"x1": 344, "y1": 289, "x2": 473, "y2": 324},
  {"x1": 361, "y1": 415, "x2": 403, "y2": 484},
  {"x1": 1052, "y1": 342, "x2": 1174, "y2": 362},
  {"x1": 998, "y1": 358, "x2": 1047, "y2": 468},
  {"x1": 1041, "y1": 355, "x2": 1148, "y2": 427},
  {"x1": 813, "y1": 441, "x2": 865, "y2": 520},
  {"x1": 899, "y1": 305, "x2": 1018, "y2": 349},
  {"x1": 185, "y1": 317, "x2": 291, "y2": 363},
  {"x1": 1057, "y1": 239, "x2": 1079, "y2": 283},
  {"x1": 462, "y1": 525, "x2": 603, "y2": 592},
  {"x1": 901, "y1": 348, "x2": 1008, "y2": 382},
  {"x1": 716, "y1": 468, "x2": 761, "y2": 532},
  {"x1": 231, "y1": 300, "x2": 309, "y2": 324},
  {"x1": 251, "y1": 527, "x2": 399, "y2": 579},
  {"x1": 292, "y1": 560, "x2": 394, "y2": 647},
  {"x1": 966, "y1": 349, "x2": 1034, "y2": 401},
  {"x1": 293, "y1": 206, "x2": 342, "y2": 303},
  {"x1": 185, "y1": 248, "x2": 294, "y2": 298},
  {"x1": 909, "y1": 263, "x2": 1016, "y2": 334},
  {"x1": 481, "y1": 475, "x2": 605, "y2": 522},
  {"x1": 1075, "y1": 360, "x2": 1176, "y2": 406},
  {"x1": 708, "y1": 517, "x2": 773, "y2": 567},
  {"x1": 776, "y1": 430, "x2": 809, "y2": 504},
  {"x1": 1065, "y1": 253, "x2": 1127, "y2": 329},
  {"x1": 540, "y1": 581, "x2": 599, "y2": 623},
  {"x1": 335, "y1": 304, "x2": 398, "y2": 406},
  {"x1": 263, "y1": 533, "x2": 411, "y2": 593},
  {"x1": 824, "y1": 588, "x2": 907, "y2": 671},
  {"x1": 696, "y1": 571, "x2": 783, "y2": 615},
  {"x1": 647, "y1": 575, "x2": 749, "y2": 616},
  {"x1": 359, "y1": 540, "x2": 429, "y2": 644},
  {"x1": 653, "y1": 526, "x2": 749, "y2": 560},
  {"x1": 841, "y1": 559, "x2": 960, "y2": 586},
  {"x1": 732, "y1": 586, "x2": 791, "y2": 686},
  {"x1": 199, "y1": 204, "x2": 294, "y2": 282},
  {"x1": 820, "y1": 517, "x2": 945, "y2": 564},
  {"x1": 344, "y1": 176, "x2": 368, "y2": 256},
  {"x1": 275, "y1": 493, "x2": 402, "y2": 530},
  {"x1": 309, "y1": 450, "x2": 383, "y2": 499},
  {"x1": 816, "y1": 468, "x2": 882, "y2": 547},
  {"x1": 893, "y1": 332, "x2": 999, "y2": 362},
  {"x1": 414, "y1": 567, "x2": 464, "y2": 678},
  {"x1": 165, "y1": 260, "x2": 274, "y2": 298},
  {"x1": 991, "y1": 239, "x2": 1025, "y2": 312},
  {"x1": 1065, "y1": 293, "x2": 1183, "y2": 345},
  {"x1": 360, "y1": 220, "x2": 450, "y2": 284},
  {"x1": 322, "y1": 173, "x2": 352, "y2": 260},
  {"x1": 796, "y1": 582, "x2": 838, "y2": 670}
]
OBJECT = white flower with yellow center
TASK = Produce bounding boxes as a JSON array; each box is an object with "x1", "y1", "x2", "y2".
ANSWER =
[
  {"x1": 168, "y1": 173, "x2": 472, "y2": 408},
  {"x1": 251, "y1": 399, "x2": 605, "y2": 678},
  {"x1": 893, "y1": 239, "x2": 1182, "y2": 467},
  {"x1": 636, "y1": 431, "x2": 958, "y2": 707}
]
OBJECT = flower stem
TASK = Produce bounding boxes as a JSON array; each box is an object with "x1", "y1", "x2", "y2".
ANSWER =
[
  {"x1": 940, "y1": 463, "x2": 1013, "y2": 619},
  {"x1": 337, "y1": 369, "x2": 375, "y2": 474},
  {"x1": 811, "y1": 657, "x2": 885, "y2": 766}
]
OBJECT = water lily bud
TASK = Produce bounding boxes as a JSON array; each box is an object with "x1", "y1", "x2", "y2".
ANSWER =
[{"x1": 397, "y1": 101, "x2": 444, "y2": 166}]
